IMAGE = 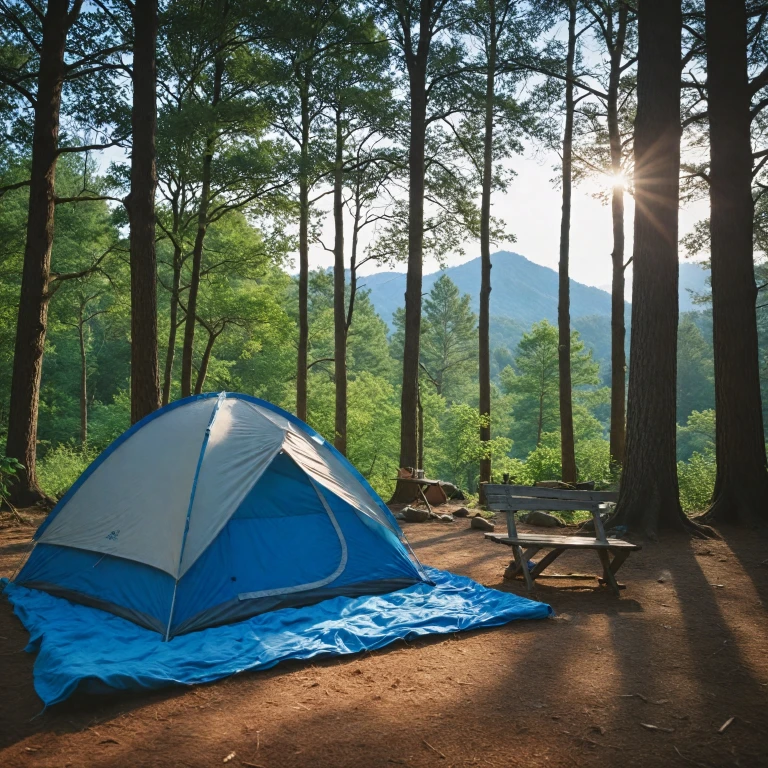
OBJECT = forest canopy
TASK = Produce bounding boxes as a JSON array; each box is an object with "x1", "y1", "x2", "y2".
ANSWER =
[{"x1": 1, "y1": 0, "x2": 767, "y2": 533}]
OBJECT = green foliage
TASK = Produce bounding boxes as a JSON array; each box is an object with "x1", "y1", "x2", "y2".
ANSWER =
[
  {"x1": 0, "y1": 454, "x2": 24, "y2": 504},
  {"x1": 677, "y1": 409, "x2": 715, "y2": 462},
  {"x1": 678, "y1": 452, "x2": 716, "y2": 514},
  {"x1": 37, "y1": 443, "x2": 96, "y2": 500},
  {"x1": 502, "y1": 320, "x2": 600, "y2": 456}
]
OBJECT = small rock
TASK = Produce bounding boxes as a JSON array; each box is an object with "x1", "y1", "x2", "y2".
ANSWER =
[
  {"x1": 438, "y1": 514, "x2": 454, "y2": 523},
  {"x1": 401, "y1": 506, "x2": 431, "y2": 523},
  {"x1": 520, "y1": 511, "x2": 565, "y2": 528},
  {"x1": 393, "y1": 511, "x2": 406, "y2": 520},
  {"x1": 453, "y1": 506, "x2": 470, "y2": 518},
  {"x1": 471, "y1": 516, "x2": 495, "y2": 531},
  {"x1": 657, "y1": 578, "x2": 665, "y2": 584}
]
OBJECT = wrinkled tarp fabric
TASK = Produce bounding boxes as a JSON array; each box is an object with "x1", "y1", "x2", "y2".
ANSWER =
[{"x1": 3, "y1": 567, "x2": 552, "y2": 707}]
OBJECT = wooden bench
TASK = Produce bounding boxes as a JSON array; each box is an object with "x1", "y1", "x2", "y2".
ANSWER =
[{"x1": 483, "y1": 485, "x2": 641, "y2": 596}]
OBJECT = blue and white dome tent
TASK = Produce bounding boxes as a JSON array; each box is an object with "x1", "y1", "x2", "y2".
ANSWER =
[{"x1": 14, "y1": 393, "x2": 429, "y2": 639}]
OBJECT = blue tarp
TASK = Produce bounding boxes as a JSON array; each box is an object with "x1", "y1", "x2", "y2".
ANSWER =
[{"x1": 2, "y1": 568, "x2": 552, "y2": 707}]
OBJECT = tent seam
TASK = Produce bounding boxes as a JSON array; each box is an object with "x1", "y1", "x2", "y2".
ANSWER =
[{"x1": 165, "y1": 393, "x2": 225, "y2": 641}]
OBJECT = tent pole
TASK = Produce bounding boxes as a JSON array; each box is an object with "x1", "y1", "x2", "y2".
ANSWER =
[{"x1": 164, "y1": 392, "x2": 226, "y2": 641}]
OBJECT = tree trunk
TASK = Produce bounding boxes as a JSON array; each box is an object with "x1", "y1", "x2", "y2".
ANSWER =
[
  {"x1": 392, "y1": 64, "x2": 428, "y2": 502},
  {"x1": 162, "y1": 240, "x2": 182, "y2": 405},
  {"x1": 181, "y1": 56, "x2": 223, "y2": 398},
  {"x1": 296, "y1": 81, "x2": 311, "y2": 422},
  {"x1": 333, "y1": 109, "x2": 347, "y2": 455},
  {"x1": 127, "y1": 0, "x2": 161, "y2": 424},
  {"x1": 702, "y1": 0, "x2": 768, "y2": 524},
  {"x1": 607, "y1": 2, "x2": 628, "y2": 469},
  {"x1": 194, "y1": 328, "x2": 218, "y2": 395},
  {"x1": 558, "y1": 0, "x2": 577, "y2": 484},
  {"x1": 5, "y1": 0, "x2": 71, "y2": 507},
  {"x1": 418, "y1": 387, "x2": 424, "y2": 473},
  {"x1": 78, "y1": 308, "x2": 87, "y2": 446},
  {"x1": 479, "y1": 4, "x2": 496, "y2": 492},
  {"x1": 610, "y1": 0, "x2": 706, "y2": 538}
]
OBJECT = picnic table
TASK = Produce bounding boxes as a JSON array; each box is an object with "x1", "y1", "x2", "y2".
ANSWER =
[
  {"x1": 393, "y1": 476, "x2": 442, "y2": 515},
  {"x1": 483, "y1": 484, "x2": 641, "y2": 596}
]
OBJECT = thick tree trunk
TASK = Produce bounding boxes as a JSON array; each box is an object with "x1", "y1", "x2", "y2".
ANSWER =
[
  {"x1": 162, "y1": 241, "x2": 182, "y2": 405},
  {"x1": 78, "y1": 311, "x2": 87, "y2": 446},
  {"x1": 558, "y1": 0, "x2": 577, "y2": 484},
  {"x1": 194, "y1": 329, "x2": 217, "y2": 395},
  {"x1": 479, "y1": 7, "x2": 496, "y2": 492},
  {"x1": 127, "y1": 0, "x2": 161, "y2": 424},
  {"x1": 296, "y1": 82, "x2": 311, "y2": 422},
  {"x1": 607, "y1": 3, "x2": 628, "y2": 469},
  {"x1": 5, "y1": 0, "x2": 71, "y2": 507},
  {"x1": 333, "y1": 110, "x2": 347, "y2": 455},
  {"x1": 392, "y1": 66, "x2": 428, "y2": 501},
  {"x1": 610, "y1": 0, "x2": 706, "y2": 538},
  {"x1": 702, "y1": 0, "x2": 768, "y2": 525},
  {"x1": 181, "y1": 57, "x2": 222, "y2": 398}
]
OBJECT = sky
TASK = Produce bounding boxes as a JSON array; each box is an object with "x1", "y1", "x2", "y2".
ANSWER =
[{"x1": 306, "y1": 140, "x2": 712, "y2": 298}]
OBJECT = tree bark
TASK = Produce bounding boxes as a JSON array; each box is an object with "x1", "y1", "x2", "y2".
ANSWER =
[
  {"x1": 333, "y1": 108, "x2": 347, "y2": 455},
  {"x1": 181, "y1": 56, "x2": 223, "y2": 398},
  {"x1": 5, "y1": 0, "x2": 71, "y2": 507},
  {"x1": 392, "y1": 62, "x2": 428, "y2": 501},
  {"x1": 127, "y1": 0, "x2": 161, "y2": 424},
  {"x1": 610, "y1": 0, "x2": 706, "y2": 538},
  {"x1": 558, "y1": 0, "x2": 577, "y2": 484},
  {"x1": 702, "y1": 0, "x2": 768, "y2": 524},
  {"x1": 78, "y1": 306, "x2": 87, "y2": 446},
  {"x1": 194, "y1": 327, "x2": 218, "y2": 395},
  {"x1": 479, "y1": 0, "x2": 496, "y2": 492},
  {"x1": 607, "y1": 2, "x2": 628, "y2": 469},
  {"x1": 162, "y1": 240, "x2": 182, "y2": 405},
  {"x1": 296, "y1": 80, "x2": 311, "y2": 422}
]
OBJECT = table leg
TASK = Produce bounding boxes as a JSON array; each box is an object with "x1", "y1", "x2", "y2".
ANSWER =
[
  {"x1": 418, "y1": 484, "x2": 433, "y2": 516},
  {"x1": 597, "y1": 549, "x2": 621, "y2": 596},
  {"x1": 609, "y1": 549, "x2": 630, "y2": 575},
  {"x1": 530, "y1": 547, "x2": 566, "y2": 578}
]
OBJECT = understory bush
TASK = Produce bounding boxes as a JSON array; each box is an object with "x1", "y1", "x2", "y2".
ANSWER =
[
  {"x1": 37, "y1": 443, "x2": 95, "y2": 500},
  {"x1": 678, "y1": 451, "x2": 716, "y2": 513}
]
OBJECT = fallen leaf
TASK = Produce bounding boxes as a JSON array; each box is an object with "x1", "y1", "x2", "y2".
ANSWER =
[
  {"x1": 640, "y1": 723, "x2": 674, "y2": 733},
  {"x1": 99, "y1": 738, "x2": 120, "y2": 745},
  {"x1": 718, "y1": 717, "x2": 735, "y2": 733}
]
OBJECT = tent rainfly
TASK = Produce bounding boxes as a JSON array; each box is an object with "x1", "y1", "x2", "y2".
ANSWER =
[{"x1": 15, "y1": 393, "x2": 428, "y2": 639}]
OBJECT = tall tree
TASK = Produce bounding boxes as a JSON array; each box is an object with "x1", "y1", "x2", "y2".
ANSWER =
[
  {"x1": 610, "y1": 0, "x2": 704, "y2": 537},
  {"x1": 5, "y1": 0, "x2": 80, "y2": 505},
  {"x1": 377, "y1": 0, "x2": 465, "y2": 496},
  {"x1": 558, "y1": 0, "x2": 577, "y2": 484},
  {"x1": 460, "y1": 0, "x2": 527, "y2": 490},
  {"x1": 127, "y1": 0, "x2": 161, "y2": 422},
  {"x1": 702, "y1": 0, "x2": 768, "y2": 524},
  {"x1": 581, "y1": 0, "x2": 633, "y2": 468},
  {"x1": 1, "y1": 0, "x2": 126, "y2": 504}
]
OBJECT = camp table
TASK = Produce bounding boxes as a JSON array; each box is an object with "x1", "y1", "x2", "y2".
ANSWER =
[
  {"x1": 393, "y1": 476, "x2": 442, "y2": 515},
  {"x1": 483, "y1": 484, "x2": 641, "y2": 596}
]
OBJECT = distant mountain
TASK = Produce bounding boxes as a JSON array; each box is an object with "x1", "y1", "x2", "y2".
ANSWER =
[
  {"x1": 357, "y1": 251, "x2": 711, "y2": 373},
  {"x1": 358, "y1": 251, "x2": 624, "y2": 329}
]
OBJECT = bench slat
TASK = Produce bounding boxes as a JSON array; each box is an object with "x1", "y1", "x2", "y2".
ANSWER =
[
  {"x1": 484, "y1": 484, "x2": 618, "y2": 503},
  {"x1": 485, "y1": 497, "x2": 608, "y2": 512},
  {"x1": 484, "y1": 532, "x2": 640, "y2": 550}
]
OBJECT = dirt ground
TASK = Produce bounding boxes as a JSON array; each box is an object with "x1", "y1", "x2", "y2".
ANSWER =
[{"x1": 1, "y1": 504, "x2": 767, "y2": 768}]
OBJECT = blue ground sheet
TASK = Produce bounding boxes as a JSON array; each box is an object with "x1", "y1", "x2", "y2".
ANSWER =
[{"x1": 2, "y1": 567, "x2": 552, "y2": 707}]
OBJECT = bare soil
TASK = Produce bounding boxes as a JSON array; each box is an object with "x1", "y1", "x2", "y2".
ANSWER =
[{"x1": 2, "y1": 504, "x2": 767, "y2": 768}]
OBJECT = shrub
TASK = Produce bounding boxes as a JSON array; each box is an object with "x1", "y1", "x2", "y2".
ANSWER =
[
  {"x1": 37, "y1": 443, "x2": 95, "y2": 500},
  {"x1": 678, "y1": 451, "x2": 716, "y2": 513}
]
